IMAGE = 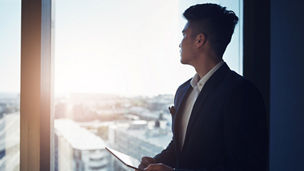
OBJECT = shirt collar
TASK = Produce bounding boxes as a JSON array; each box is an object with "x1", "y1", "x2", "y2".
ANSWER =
[{"x1": 190, "y1": 61, "x2": 224, "y2": 91}]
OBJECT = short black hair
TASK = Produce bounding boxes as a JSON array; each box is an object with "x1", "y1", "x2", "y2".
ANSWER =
[{"x1": 183, "y1": 3, "x2": 239, "y2": 58}]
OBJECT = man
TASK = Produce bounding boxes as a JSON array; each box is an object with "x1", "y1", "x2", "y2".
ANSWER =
[{"x1": 138, "y1": 3, "x2": 267, "y2": 171}]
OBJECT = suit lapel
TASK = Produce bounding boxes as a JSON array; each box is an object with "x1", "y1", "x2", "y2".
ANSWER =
[
  {"x1": 181, "y1": 63, "x2": 230, "y2": 152},
  {"x1": 173, "y1": 82, "x2": 192, "y2": 152}
]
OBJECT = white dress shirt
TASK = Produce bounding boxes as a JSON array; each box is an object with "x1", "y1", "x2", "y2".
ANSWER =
[{"x1": 179, "y1": 61, "x2": 224, "y2": 149}]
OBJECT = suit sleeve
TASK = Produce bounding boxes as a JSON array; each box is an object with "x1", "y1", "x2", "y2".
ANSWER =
[
  {"x1": 173, "y1": 81, "x2": 268, "y2": 171},
  {"x1": 153, "y1": 139, "x2": 176, "y2": 167}
]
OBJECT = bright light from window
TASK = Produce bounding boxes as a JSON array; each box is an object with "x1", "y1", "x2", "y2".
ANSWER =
[{"x1": 54, "y1": 0, "x2": 194, "y2": 97}]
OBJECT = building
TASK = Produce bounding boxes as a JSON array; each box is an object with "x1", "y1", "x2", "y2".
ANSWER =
[
  {"x1": 0, "y1": 93, "x2": 20, "y2": 171},
  {"x1": 108, "y1": 120, "x2": 172, "y2": 170},
  {"x1": 54, "y1": 119, "x2": 111, "y2": 171},
  {"x1": 0, "y1": 113, "x2": 5, "y2": 170}
]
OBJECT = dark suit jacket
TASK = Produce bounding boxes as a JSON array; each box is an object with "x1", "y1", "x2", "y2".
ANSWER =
[{"x1": 154, "y1": 63, "x2": 267, "y2": 171}]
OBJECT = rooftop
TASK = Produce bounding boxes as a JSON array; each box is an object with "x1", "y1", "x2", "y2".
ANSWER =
[{"x1": 55, "y1": 119, "x2": 106, "y2": 151}]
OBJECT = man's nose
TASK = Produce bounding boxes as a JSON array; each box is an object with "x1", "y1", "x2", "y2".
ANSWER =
[{"x1": 179, "y1": 43, "x2": 181, "y2": 48}]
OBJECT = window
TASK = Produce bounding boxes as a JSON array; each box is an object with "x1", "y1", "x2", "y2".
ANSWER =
[
  {"x1": 0, "y1": 0, "x2": 21, "y2": 170},
  {"x1": 9, "y1": 0, "x2": 243, "y2": 170},
  {"x1": 52, "y1": 0, "x2": 243, "y2": 171}
]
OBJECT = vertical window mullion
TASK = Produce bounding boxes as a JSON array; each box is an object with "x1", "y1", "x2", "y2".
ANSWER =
[{"x1": 20, "y1": 0, "x2": 52, "y2": 170}]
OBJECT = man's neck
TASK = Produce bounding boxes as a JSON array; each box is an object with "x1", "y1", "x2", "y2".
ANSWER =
[{"x1": 193, "y1": 56, "x2": 222, "y2": 79}]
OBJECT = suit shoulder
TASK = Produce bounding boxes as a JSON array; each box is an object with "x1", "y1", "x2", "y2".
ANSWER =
[
  {"x1": 227, "y1": 71, "x2": 263, "y2": 99},
  {"x1": 173, "y1": 78, "x2": 191, "y2": 105},
  {"x1": 181, "y1": 78, "x2": 192, "y2": 87},
  {"x1": 176, "y1": 78, "x2": 191, "y2": 92}
]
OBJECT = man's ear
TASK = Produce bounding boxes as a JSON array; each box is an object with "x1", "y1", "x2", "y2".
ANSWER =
[{"x1": 195, "y1": 33, "x2": 207, "y2": 48}]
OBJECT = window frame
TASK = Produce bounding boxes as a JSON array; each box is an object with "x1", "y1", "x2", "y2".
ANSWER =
[
  {"x1": 20, "y1": 0, "x2": 53, "y2": 170},
  {"x1": 19, "y1": 0, "x2": 270, "y2": 170}
]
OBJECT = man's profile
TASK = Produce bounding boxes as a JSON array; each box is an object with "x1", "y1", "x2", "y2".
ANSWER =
[{"x1": 137, "y1": 3, "x2": 267, "y2": 171}]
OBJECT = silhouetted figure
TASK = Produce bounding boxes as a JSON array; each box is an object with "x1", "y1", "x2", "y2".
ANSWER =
[{"x1": 138, "y1": 3, "x2": 267, "y2": 171}]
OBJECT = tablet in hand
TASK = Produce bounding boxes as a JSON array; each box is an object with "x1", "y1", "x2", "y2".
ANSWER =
[{"x1": 105, "y1": 146, "x2": 143, "y2": 171}]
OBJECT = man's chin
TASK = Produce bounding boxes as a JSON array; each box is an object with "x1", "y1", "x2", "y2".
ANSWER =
[{"x1": 180, "y1": 58, "x2": 188, "y2": 65}]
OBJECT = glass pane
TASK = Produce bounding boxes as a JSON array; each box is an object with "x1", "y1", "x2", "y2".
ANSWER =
[
  {"x1": 52, "y1": 0, "x2": 242, "y2": 171},
  {"x1": 0, "y1": 0, "x2": 21, "y2": 170}
]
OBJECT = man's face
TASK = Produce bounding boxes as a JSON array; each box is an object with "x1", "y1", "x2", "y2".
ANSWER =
[{"x1": 179, "y1": 22, "x2": 197, "y2": 65}]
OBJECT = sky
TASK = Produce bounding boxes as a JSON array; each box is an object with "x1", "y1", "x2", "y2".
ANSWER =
[
  {"x1": 0, "y1": 0, "x2": 242, "y2": 97},
  {"x1": 0, "y1": 0, "x2": 21, "y2": 94}
]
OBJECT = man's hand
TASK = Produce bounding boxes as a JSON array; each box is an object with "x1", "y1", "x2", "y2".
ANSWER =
[
  {"x1": 144, "y1": 163, "x2": 174, "y2": 171},
  {"x1": 137, "y1": 156, "x2": 156, "y2": 171},
  {"x1": 168, "y1": 106, "x2": 175, "y2": 116}
]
